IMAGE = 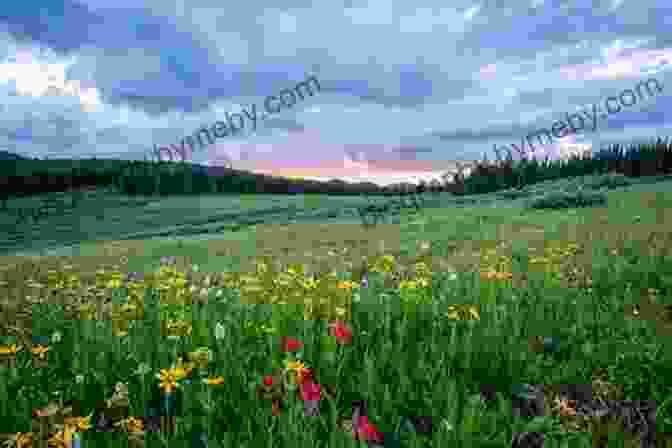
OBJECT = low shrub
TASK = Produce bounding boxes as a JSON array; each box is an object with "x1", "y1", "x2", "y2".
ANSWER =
[
  {"x1": 525, "y1": 190, "x2": 607, "y2": 210},
  {"x1": 586, "y1": 173, "x2": 632, "y2": 190},
  {"x1": 496, "y1": 189, "x2": 530, "y2": 200}
]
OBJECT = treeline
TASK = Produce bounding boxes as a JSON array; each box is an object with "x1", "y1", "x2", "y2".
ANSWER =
[
  {"x1": 2, "y1": 137, "x2": 669, "y2": 202},
  {"x1": 0, "y1": 157, "x2": 399, "y2": 201},
  {"x1": 444, "y1": 137, "x2": 672, "y2": 196}
]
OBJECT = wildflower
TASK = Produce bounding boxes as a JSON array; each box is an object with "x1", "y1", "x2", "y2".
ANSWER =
[
  {"x1": 284, "y1": 359, "x2": 307, "y2": 388},
  {"x1": 107, "y1": 382, "x2": 130, "y2": 408},
  {"x1": 416, "y1": 277, "x2": 430, "y2": 288},
  {"x1": 467, "y1": 305, "x2": 480, "y2": 320},
  {"x1": 263, "y1": 375, "x2": 274, "y2": 386},
  {"x1": 0, "y1": 344, "x2": 20, "y2": 354},
  {"x1": 302, "y1": 277, "x2": 319, "y2": 290},
  {"x1": 48, "y1": 428, "x2": 76, "y2": 447},
  {"x1": 175, "y1": 353, "x2": 197, "y2": 371},
  {"x1": 285, "y1": 359, "x2": 306, "y2": 373},
  {"x1": 160, "y1": 256, "x2": 177, "y2": 265},
  {"x1": 555, "y1": 397, "x2": 577, "y2": 417},
  {"x1": 126, "y1": 271, "x2": 143, "y2": 282},
  {"x1": 158, "y1": 376, "x2": 178, "y2": 393},
  {"x1": 445, "y1": 305, "x2": 480, "y2": 321},
  {"x1": 203, "y1": 376, "x2": 225, "y2": 385},
  {"x1": 169, "y1": 366, "x2": 192, "y2": 380},
  {"x1": 337, "y1": 280, "x2": 358, "y2": 290},
  {"x1": 296, "y1": 367, "x2": 314, "y2": 386},
  {"x1": 487, "y1": 270, "x2": 512, "y2": 280},
  {"x1": 190, "y1": 347, "x2": 213, "y2": 365},
  {"x1": 3, "y1": 432, "x2": 32, "y2": 448},
  {"x1": 370, "y1": 255, "x2": 395, "y2": 273},
  {"x1": 301, "y1": 382, "x2": 321, "y2": 401},
  {"x1": 63, "y1": 415, "x2": 92, "y2": 432},
  {"x1": 119, "y1": 416, "x2": 144, "y2": 433},
  {"x1": 30, "y1": 345, "x2": 49, "y2": 356},
  {"x1": 328, "y1": 320, "x2": 353, "y2": 344},
  {"x1": 280, "y1": 336, "x2": 303, "y2": 352},
  {"x1": 156, "y1": 367, "x2": 190, "y2": 393},
  {"x1": 354, "y1": 415, "x2": 384, "y2": 443}
]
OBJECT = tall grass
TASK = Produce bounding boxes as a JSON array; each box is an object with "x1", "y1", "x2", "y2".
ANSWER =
[{"x1": 1, "y1": 237, "x2": 670, "y2": 447}]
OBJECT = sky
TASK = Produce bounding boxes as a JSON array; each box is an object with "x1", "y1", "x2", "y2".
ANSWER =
[{"x1": 0, "y1": 1, "x2": 670, "y2": 186}]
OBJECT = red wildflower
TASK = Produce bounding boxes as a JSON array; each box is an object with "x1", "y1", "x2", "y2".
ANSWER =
[
  {"x1": 280, "y1": 336, "x2": 304, "y2": 352},
  {"x1": 328, "y1": 320, "x2": 353, "y2": 344},
  {"x1": 301, "y1": 382, "x2": 321, "y2": 401},
  {"x1": 296, "y1": 367, "x2": 314, "y2": 386},
  {"x1": 263, "y1": 375, "x2": 274, "y2": 386},
  {"x1": 354, "y1": 415, "x2": 384, "y2": 443}
]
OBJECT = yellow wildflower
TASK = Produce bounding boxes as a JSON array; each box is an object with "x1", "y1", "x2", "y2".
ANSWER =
[
  {"x1": 63, "y1": 415, "x2": 92, "y2": 432},
  {"x1": 0, "y1": 344, "x2": 20, "y2": 354},
  {"x1": 302, "y1": 277, "x2": 319, "y2": 290},
  {"x1": 203, "y1": 375, "x2": 225, "y2": 385},
  {"x1": 4, "y1": 432, "x2": 32, "y2": 448},
  {"x1": 156, "y1": 367, "x2": 188, "y2": 393},
  {"x1": 445, "y1": 305, "x2": 480, "y2": 321},
  {"x1": 30, "y1": 345, "x2": 49, "y2": 355},
  {"x1": 120, "y1": 416, "x2": 144, "y2": 433},
  {"x1": 285, "y1": 359, "x2": 305, "y2": 373},
  {"x1": 337, "y1": 280, "x2": 358, "y2": 290}
]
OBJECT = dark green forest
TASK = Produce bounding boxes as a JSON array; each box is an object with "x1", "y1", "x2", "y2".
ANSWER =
[{"x1": 1, "y1": 137, "x2": 671, "y2": 205}]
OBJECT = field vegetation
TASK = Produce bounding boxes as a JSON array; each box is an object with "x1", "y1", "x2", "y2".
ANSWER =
[{"x1": 0, "y1": 138, "x2": 671, "y2": 447}]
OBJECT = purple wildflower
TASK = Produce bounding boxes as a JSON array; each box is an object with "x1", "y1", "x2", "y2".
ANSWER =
[
  {"x1": 126, "y1": 271, "x2": 143, "y2": 282},
  {"x1": 160, "y1": 256, "x2": 177, "y2": 265}
]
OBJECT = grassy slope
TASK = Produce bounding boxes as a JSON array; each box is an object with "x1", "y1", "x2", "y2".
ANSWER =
[
  {"x1": 1, "y1": 173, "x2": 671, "y2": 291},
  {"x1": 1, "y1": 174, "x2": 671, "y2": 446},
  {"x1": 0, "y1": 191, "x2": 420, "y2": 257}
]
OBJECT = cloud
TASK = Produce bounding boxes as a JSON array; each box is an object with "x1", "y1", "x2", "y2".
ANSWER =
[{"x1": 0, "y1": 0, "x2": 668, "y2": 184}]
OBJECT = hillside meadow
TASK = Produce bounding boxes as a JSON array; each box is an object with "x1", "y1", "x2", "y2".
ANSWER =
[{"x1": 0, "y1": 172, "x2": 670, "y2": 447}]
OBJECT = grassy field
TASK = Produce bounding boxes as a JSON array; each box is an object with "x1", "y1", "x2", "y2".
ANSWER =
[{"x1": 0, "y1": 173, "x2": 671, "y2": 447}]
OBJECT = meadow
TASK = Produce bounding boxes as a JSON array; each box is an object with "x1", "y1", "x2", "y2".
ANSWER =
[{"x1": 0, "y1": 170, "x2": 671, "y2": 447}]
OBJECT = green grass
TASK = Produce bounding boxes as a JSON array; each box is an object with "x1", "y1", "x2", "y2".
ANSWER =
[
  {"x1": 1, "y1": 173, "x2": 671, "y2": 447},
  {"x1": 1, "y1": 250, "x2": 670, "y2": 447}
]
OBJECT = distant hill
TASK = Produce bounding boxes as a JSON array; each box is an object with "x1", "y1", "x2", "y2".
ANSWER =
[{"x1": 0, "y1": 150, "x2": 29, "y2": 161}]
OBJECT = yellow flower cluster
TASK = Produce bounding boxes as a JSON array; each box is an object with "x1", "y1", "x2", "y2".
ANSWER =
[
  {"x1": 529, "y1": 242, "x2": 580, "y2": 271},
  {"x1": 479, "y1": 245, "x2": 513, "y2": 278},
  {"x1": 46, "y1": 269, "x2": 81, "y2": 291},
  {"x1": 220, "y1": 259, "x2": 359, "y2": 322},
  {"x1": 368, "y1": 255, "x2": 396, "y2": 273},
  {"x1": 95, "y1": 269, "x2": 124, "y2": 290}
]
